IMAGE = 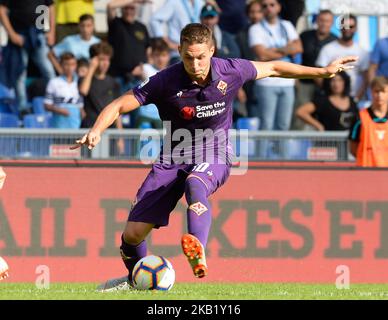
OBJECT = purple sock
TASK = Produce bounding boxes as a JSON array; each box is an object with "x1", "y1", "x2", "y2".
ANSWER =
[
  {"x1": 185, "y1": 177, "x2": 211, "y2": 247},
  {"x1": 120, "y1": 235, "x2": 147, "y2": 282}
]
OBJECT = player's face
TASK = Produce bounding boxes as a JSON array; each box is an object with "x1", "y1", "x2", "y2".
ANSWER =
[
  {"x1": 79, "y1": 19, "x2": 94, "y2": 40},
  {"x1": 317, "y1": 13, "x2": 334, "y2": 35},
  {"x1": 248, "y1": 3, "x2": 263, "y2": 24},
  {"x1": 62, "y1": 59, "x2": 77, "y2": 77},
  {"x1": 371, "y1": 86, "x2": 388, "y2": 108},
  {"x1": 179, "y1": 41, "x2": 215, "y2": 81}
]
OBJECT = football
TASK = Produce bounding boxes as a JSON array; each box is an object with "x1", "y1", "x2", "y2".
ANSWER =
[
  {"x1": 0, "y1": 256, "x2": 9, "y2": 280},
  {"x1": 132, "y1": 255, "x2": 175, "y2": 291}
]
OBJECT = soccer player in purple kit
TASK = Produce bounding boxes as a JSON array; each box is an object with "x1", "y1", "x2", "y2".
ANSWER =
[{"x1": 72, "y1": 23, "x2": 356, "y2": 291}]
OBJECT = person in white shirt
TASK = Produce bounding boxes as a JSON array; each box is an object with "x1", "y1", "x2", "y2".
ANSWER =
[
  {"x1": 48, "y1": 14, "x2": 100, "y2": 75},
  {"x1": 149, "y1": 0, "x2": 204, "y2": 62},
  {"x1": 316, "y1": 14, "x2": 369, "y2": 101},
  {"x1": 248, "y1": 0, "x2": 303, "y2": 134}
]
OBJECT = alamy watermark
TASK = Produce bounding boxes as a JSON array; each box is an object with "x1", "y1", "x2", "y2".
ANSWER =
[
  {"x1": 35, "y1": 265, "x2": 50, "y2": 289},
  {"x1": 35, "y1": 5, "x2": 50, "y2": 32},
  {"x1": 137, "y1": 121, "x2": 250, "y2": 175}
]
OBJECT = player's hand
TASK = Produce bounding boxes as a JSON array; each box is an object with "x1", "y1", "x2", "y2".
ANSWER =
[
  {"x1": 323, "y1": 56, "x2": 358, "y2": 78},
  {"x1": 70, "y1": 130, "x2": 101, "y2": 150}
]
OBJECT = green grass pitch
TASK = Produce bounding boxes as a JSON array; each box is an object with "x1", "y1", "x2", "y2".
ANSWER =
[{"x1": 1, "y1": 283, "x2": 388, "y2": 300}]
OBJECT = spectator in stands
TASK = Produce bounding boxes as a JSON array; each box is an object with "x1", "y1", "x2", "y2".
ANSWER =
[
  {"x1": 215, "y1": 0, "x2": 248, "y2": 35},
  {"x1": 248, "y1": 0, "x2": 303, "y2": 130},
  {"x1": 279, "y1": 0, "x2": 305, "y2": 27},
  {"x1": 368, "y1": 36, "x2": 388, "y2": 84},
  {"x1": 149, "y1": 0, "x2": 204, "y2": 63},
  {"x1": 349, "y1": 77, "x2": 388, "y2": 167},
  {"x1": 136, "y1": 38, "x2": 169, "y2": 128},
  {"x1": 235, "y1": 0, "x2": 263, "y2": 116},
  {"x1": 316, "y1": 14, "x2": 369, "y2": 102},
  {"x1": 107, "y1": 0, "x2": 150, "y2": 93},
  {"x1": 0, "y1": 0, "x2": 56, "y2": 116},
  {"x1": 79, "y1": 42, "x2": 120, "y2": 128},
  {"x1": 296, "y1": 72, "x2": 357, "y2": 131},
  {"x1": 55, "y1": 0, "x2": 95, "y2": 42},
  {"x1": 79, "y1": 42, "x2": 123, "y2": 154},
  {"x1": 44, "y1": 52, "x2": 84, "y2": 128},
  {"x1": 200, "y1": 4, "x2": 241, "y2": 59},
  {"x1": 48, "y1": 14, "x2": 101, "y2": 74},
  {"x1": 294, "y1": 9, "x2": 337, "y2": 129},
  {"x1": 77, "y1": 58, "x2": 90, "y2": 78},
  {"x1": 136, "y1": 0, "x2": 167, "y2": 33}
]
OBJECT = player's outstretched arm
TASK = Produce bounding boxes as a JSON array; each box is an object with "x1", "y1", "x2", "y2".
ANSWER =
[
  {"x1": 251, "y1": 56, "x2": 358, "y2": 80},
  {"x1": 70, "y1": 91, "x2": 140, "y2": 150}
]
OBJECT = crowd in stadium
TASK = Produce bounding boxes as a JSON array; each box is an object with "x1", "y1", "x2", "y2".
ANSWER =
[{"x1": 0, "y1": 0, "x2": 387, "y2": 139}]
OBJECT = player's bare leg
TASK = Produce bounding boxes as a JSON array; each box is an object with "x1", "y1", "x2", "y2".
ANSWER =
[
  {"x1": 97, "y1": 221, "x2": 154, "y2": 292},
  {"x1": 182, "y1": 175, "x2": 210, "y2": 278}
]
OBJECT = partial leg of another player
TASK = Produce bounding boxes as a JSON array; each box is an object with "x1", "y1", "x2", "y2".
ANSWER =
[{"x1": 97, "y1": 221, "x2": 154, "y2": 292}]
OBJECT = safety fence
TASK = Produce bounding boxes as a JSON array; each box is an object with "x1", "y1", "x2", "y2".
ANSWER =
[{"x1": 0, "y1": 129, "x2": 351, "y2": 162}]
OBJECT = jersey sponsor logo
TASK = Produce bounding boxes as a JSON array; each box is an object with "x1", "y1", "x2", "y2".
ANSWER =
[
  {"x1": 189, "y1": 202, "x2": 208, "y2": 216},
  {"x1": 375, "y1": 130, "x2": 386, "y2": 141},
  {"x1": 195, "y1": 101, "x2": 226, "y2": 118},
  {"x1": 217, "y1": 80, "x2": 228, "y2": 95},
  {"x1": 180, "y1": 106, "x2": 196, "y2": 120},
  {"x1": 179, "y1": 102, "x2": 226, "y2": 120}
]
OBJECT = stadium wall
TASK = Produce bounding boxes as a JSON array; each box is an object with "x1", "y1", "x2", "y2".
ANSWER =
[{"x1": 1, "y1": 160, "x2": 388, "y2": 284}]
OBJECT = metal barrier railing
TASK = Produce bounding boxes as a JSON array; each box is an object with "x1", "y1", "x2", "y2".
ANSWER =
[{"x1": 0, "y1": 129, "x2": 351, "y2": 161}]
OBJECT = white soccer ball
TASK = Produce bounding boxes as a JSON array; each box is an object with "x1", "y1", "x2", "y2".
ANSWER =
[
  {"x1": 0, "y1": 256, "x2": 9, "y2": 280},
  {"x1": 132, "y1": 255, "x2": 175, "y2": 291}
]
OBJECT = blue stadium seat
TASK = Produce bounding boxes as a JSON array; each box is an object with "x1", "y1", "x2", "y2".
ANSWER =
[
  {"x1": 31, "y1": 96, "x2": 46, "y2": 114},
  {"x1": 0, "y1": 84, "x2": 18, "y2": 115},
  {"x1": 235, "y1": 117, "x2": 260, "y2": 157},
  {"x1": 0, "y1": 112, "x2": 19, "y2": 157},
  {"x1": 0, "y1": 112, "x2": 19, "y2": 127},
  {"x1": 236, "y1": 117, "x2": 260, "y2": 130},
  {"x1": 23, "y1": 114, "x2": 51, "y2": 128}
]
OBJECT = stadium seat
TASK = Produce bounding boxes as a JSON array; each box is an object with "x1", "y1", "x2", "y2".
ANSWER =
[
  {"x1": 31, "y1": 96, "x2": 46, "y2": 114},
  {"x1": 0, "y1": 112, "x2": 19, "y2": 157},
  {"x1": 23, "y1": 114, "x2": 51, "y2": 128},
  {"x1": 235, "y1": 117, "x2": 260, "y2": 157},
  {"x1": 0, "y1": 84, "x2": 18, "y2": 115},
  {"x1": 0, "y1": 112, "x2": 19, "y2": 127}
]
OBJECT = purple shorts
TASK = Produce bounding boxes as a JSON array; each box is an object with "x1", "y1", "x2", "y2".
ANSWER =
[{"x1": 128, "y1": 162, "x2": 231, "y2": 227}]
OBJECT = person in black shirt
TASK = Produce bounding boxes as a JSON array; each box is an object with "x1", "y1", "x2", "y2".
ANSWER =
[
  {"x1": 0, "y1": 0, "x2": 56, "y2": 115},
  {"x1": 79, "y1": 42, "x2": 123, "y2": 155},
  {"x1": 293, "y1": 10, "x2": 337, "y2": 129},
  {"x1": 279, "y1": 0, "x2": 305, "y2": 27},
  {"x1": 296, "y1": 72, "x2": 357, "y2": 131},
  {"x1": 107, "y1": 0, "x2": 150, "y2": 91}
]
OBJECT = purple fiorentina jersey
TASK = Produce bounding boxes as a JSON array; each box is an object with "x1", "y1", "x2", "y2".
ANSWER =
[{"x1": 133, "y1": 57, "x2": 257, "y2": 164}]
